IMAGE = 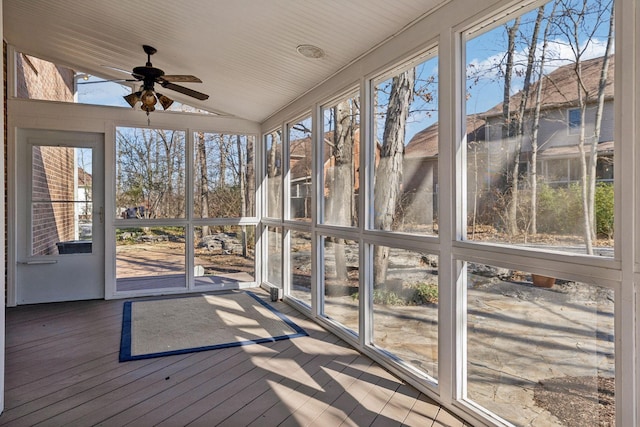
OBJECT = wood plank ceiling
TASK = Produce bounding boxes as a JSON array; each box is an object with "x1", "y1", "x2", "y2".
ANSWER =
[{"x1": 3, "y1": 0, "x2": 447, "y2": 122}]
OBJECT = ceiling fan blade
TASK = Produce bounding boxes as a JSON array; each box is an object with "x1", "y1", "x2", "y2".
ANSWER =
[
  {"x1": 101, "y1": 65, "x2": 135, "y2": 75},
  {"x1": 160, "y1": 81, "x2": 209, "y2": 100},
  {"x1": 78, "y1": 79, "x2": 135, "y2": 85},
  {"x1": 162, "y1": 75, "x2": 202, "y2": 83}
]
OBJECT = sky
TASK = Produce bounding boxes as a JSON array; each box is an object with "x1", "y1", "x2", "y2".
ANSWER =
[{"x1": 77, "y1": 76, "x2": 131, "y2": 107}]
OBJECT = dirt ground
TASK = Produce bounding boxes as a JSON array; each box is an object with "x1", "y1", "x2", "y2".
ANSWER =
[{"x1": 534, "y1": 376, "x2": 615, "y2": 427}]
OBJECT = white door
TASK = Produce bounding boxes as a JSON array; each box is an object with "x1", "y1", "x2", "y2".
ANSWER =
[{"x1": 16, "y1": 130, "x2": 104, "y2": 304}]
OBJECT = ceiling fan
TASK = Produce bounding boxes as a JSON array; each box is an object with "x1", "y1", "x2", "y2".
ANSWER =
[{"x1": 116, "y1": 45, "x2": 209, "y2": 115}]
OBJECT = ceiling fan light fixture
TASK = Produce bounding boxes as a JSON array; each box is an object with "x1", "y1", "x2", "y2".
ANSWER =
[
  {"x1": 140, "y1": 89, "x2": 157, "y2": 108},
  {"x1": 123, "y1": 91, "x2": 142, "y2": 108},
  {"x1": 156, "y1": 93, "x2": 174, "y2": 110},
  {"x1": 141, "y1": 103, "x2": 156, "y2": 113}
]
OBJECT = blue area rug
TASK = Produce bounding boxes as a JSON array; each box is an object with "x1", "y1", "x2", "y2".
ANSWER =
[{"x1": 119, "y1": 291, "x2": 307, "y2": 362}]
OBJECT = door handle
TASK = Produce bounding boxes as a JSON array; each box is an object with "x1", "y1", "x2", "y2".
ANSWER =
[{"x1": 19, "y1": 260, "x2": 58, "y2": 265}]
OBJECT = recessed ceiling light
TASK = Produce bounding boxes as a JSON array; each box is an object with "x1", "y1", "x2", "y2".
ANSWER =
[{"x1": 296, "y1": 44, "x2": 325, "y2": 59}]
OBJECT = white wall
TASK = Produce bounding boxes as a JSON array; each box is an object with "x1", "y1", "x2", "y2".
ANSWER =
[{"x1": 0, "y1": 0, "x2": 5, "y2": 414}]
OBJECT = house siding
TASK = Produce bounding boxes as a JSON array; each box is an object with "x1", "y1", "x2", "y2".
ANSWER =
[{"x1": 484, "y1": 101, "x2": 614, "y2": 152}]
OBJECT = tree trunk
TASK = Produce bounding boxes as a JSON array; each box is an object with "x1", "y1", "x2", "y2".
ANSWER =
[
  {"x1": 236, "y1": 135, "x2": 247, "y2": 257},
  {"x1": 196, "y1": 132, "x2": 210, "y2": 236},
  {"x1": 218, "y1": 134, "x2": 227, "y2": 189},
  {"x1": 577, "y1": 98, "x2": 593, "y2": 254},
  {"x1": 267, "y1": 131, "x2": 281, "y2": 217},
  {"x1": 589, "y1": 1, "x2": 615, "y2": 241},
  {"x1": 503, "y1": 17, "x2": 520, "y2": 236},
  {"x1": 246, "y1": 135, "x2": 255, "y2": 216},
  {"x1": 567, "y1": 0, "x2": 594, "y2": 254},
  {"x1": 510, "y1": 8, "x2": 543, "y2": 238},
  {"x1": 373, "y1": 69, "x2": 415, "y2": 284},
  {"x1": 530, "y1": 1, "x2": 559, "y2": 236},
  {"x1": 329, "y1": 100, "x2": 355, "y2": 282}
]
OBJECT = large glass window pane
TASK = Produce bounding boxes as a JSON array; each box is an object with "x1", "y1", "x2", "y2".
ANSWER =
[
  {"x1": 288, "y1": 117, "x2": 312, "y2": 221},
  {"x1": 465, "y1": 0, "x2": 614, "y2": 256},
  {"x1": 265, "y1": 226, "x2": 282, "y2": 287},
  {"x1": 265, "y1": 131, "x2": 283, "y2": 219},
  {"x1": 372, "y1": 54, "x2": 439, "y2": 235},
  {"x1": 322, "y1": 94, "x2": 360, "y2": 227},
  {"x1": 31, "y1": 146, "x2": 93, "y2": 255},
  {"x1": 193, "y1": 133, "x2": 256, "y2": 218},
  {"x1": 322, "y1": 236, "x2": 359, "y2": 335},
  {"x1": 465, "y1": 262, "x2": 615, "y2": 426},
  {"x1": 372, "y1": 246, "x2": 438, "y2": 380},
  {"x1": 116, "y1": 226, "x2": 186, "y2": 291},
  {"x1": 194, "y1": 225, "x2": 255, "y2": 286},
  {"x1": 116, "y1": 127, "x2": 186, "y2": 219},
  {"x1": 290, "y1": 230, "x2": 312, "y2": 305}
]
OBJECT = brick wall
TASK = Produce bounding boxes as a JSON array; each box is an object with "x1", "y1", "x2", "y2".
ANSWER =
[
  {"x1": 31, "y1": 146, "x2": 76, "y2": 255},
  {"x1": 11, "y1": 52, "x2": 77, "y2": 255},
  {"x1": 16, "y1": 54, "x2": 74, "y2": 102}
]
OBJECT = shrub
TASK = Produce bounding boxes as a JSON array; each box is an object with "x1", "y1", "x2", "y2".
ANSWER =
[
  {"x1": 595, "y1": 183, "x2": 614, "y2": 238},
  {"x1": 536, "y1": 183, "x2": 583, "y2": 234},
  {"x1": 410, "y1": 282, "x2": 439, "y2": 305},
  {"x1": 353, "y1": 282, "x2": 439, "y2": 306},
  {"x1": 351, "y1": 289, "x2": 405, "y2": 305}
]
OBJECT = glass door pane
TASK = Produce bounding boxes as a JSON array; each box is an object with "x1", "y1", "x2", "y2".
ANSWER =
[{"x1": 31, "y1": 146, "x2": 93, "y2": 255}]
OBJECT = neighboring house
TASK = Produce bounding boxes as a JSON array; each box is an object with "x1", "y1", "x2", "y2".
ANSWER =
[
  {"x1": 405, "y1": 55, "x2": 614, "y2": 214},
  {"x1": 404, "y1": 117, "x2": 487, "y2": 224},
  {"x1": 479, "y1": 54, "x2": 614, "y2": 188},
  {"x1": 286, "y1": 128, "x2": 380, "y2": 221},
  {"x1": 77, "y1": 166, "x2": 92, "y2": 221}
]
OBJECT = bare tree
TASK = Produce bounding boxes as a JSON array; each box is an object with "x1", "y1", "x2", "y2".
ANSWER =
[
  {"x1": 589, "y1": 0, "x2": 615, "y2": 240},
  {"x1": 236, "y1": 135, "x2": 248, "y2": 256},
  {"x1": 530, "y1": 1, "x2": 560, "y2": 236},
  {"x1": 502, "y1": 17, "x2": 520, "y2": 236},
  {"x1": 116, "y1": 128, "x2": 185, "y2": 219},
  {"x1": 267, "y1": 130, "x2": 282, "y2": 217},
  {"x1": 195, "y1": 131, "x2": 210, "y2": 236},
  {"x1": 246, "y1": 135, "x2": 255, "y2": 216},
  {"x1": 507, "y1": 7, "x2": 545, "y2": 237},
  {"x1": 326, "y1": 99, "x2": 356, "y2": 282},
  {"x1": 373, "y1": 68, "x2": 415, "y2": 283},
  {"x1": 553, "y1": 0, "x2": 614, "y2": 253}
]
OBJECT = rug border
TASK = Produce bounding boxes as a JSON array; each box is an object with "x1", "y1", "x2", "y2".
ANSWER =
[{"x1": 119, "y1": 291, "x2": 308, "y2": 362}]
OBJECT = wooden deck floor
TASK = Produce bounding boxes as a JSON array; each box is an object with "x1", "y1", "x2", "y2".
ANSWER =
[{"x1": 0, "y1": 290, "x2": 470, "y2": 426}]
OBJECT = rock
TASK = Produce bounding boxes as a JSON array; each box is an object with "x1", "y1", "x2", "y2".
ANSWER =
[
  {"x1": 199, "y1": 233, "x2": 243, "y2": 254},
  {"x1": 420, "y1": 254, "x2": 439, "y2": 268},
  {"x1": 137, "y1": 234, "x2": 168, "y2": 243},
  {"x1": 469, "y1": 263, "x2": 511, "y2": 279}
]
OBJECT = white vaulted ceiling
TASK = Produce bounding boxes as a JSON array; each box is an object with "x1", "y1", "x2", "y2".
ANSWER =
[{"x1": 3, "y1": 0, "x2": 447, "y2": 123}]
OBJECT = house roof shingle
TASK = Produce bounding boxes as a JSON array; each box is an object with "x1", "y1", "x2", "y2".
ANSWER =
[{"x1": 482, "y1": 55, "x2": 615, "y2": 118}]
